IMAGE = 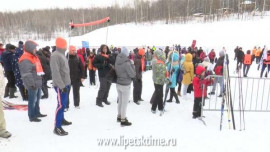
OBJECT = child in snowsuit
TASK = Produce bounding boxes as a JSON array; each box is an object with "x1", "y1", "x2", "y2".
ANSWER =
[{"x1": 193, "y1": 66, "x2": 213, "y2": 118}]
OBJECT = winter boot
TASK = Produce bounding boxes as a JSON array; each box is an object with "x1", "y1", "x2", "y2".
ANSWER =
[
  {"x1": 62, "y1": 119, "x2": 72, "y2": 126},
  {"x1": 41, "y1": 95, "x2": 48, "y2": 99},
  {"x1": 54, "y1": 127, "x2": 68, "y2": 136},
  {"x1": 4, "y1": 86, "x2": 9, "y2": 98},
  {"x1": 30, "y1": 118, "x2": 41, "y2": 122},
  {"x1": 0, "y1": 130, "x2": 12, "y2": 138},
  {"x1": 103, "y1": 100, "x2": 111, "y2": 105},
  {"x1": 19, "y1": 87, "x2": 28, "y2": 101},
  {"x1": 117, "y1": 116, "x2": 121, "y2": 122},
  {"x1": 9, "y1": 87, "x2": 18, "y2": 99},
  {"x1": 166, "y1": 91, "x2": 173, "y2": 103},
  {"x1": 174, "y1": 93, "x2": 180, "y2": 104},
  {"x1": 133, "y1": 101, "x2": 140, "y2": 105},
  {"x1": 121, "y1": 118, "x2": 132, "y2": 127}
]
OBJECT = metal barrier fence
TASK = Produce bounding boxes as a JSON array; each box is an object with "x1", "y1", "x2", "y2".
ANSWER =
[{"x1": 204, "y1": 76, "x2": 270, "y2": 112}]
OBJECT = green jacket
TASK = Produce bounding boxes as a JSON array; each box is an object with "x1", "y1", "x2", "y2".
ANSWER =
[{"x1": 152, "y1": 50, "x2": 167, "y2": 85}]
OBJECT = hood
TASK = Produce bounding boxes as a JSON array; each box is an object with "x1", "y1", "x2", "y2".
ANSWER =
[
  {"x1": 168, "y1": 51, "x2": 179, "y2": 62},
  {"x1": 185, "y1": 53, "x2": 192, "y2": 62},
  {"x1": 116, "y1": 53, "x2": 129, "y2": 65},
  {"x1": 196, "y1": 66, "x2": 205, "y2": 75},
  {"x1": 154, "y1": 50, "x2": 165, "y2": 62}
]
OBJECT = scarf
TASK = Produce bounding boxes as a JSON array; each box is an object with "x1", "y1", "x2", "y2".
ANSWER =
[
  {"x1": 101, "y1": 54, "x2": 109, "y2": 58},
  {"x1": 19, "y1": 51, "x2": 44, "y2": 76},
  {"x1": 141, "y1": 56, "x2": 145, "y2": 72},
  {"x1": 88, "y1": 56, "x2": 96, "y2": 71}
]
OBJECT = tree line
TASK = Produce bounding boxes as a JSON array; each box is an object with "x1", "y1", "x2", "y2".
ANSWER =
[{"x1": 1, "y1": 0, "x2": 270, "y2": 43}]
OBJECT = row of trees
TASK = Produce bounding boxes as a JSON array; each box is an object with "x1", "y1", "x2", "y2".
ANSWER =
[{"x1": 1, "y1": 0, "x2": 270, "y2": 43}]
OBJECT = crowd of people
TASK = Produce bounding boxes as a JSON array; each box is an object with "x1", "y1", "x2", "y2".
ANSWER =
[{"x1": 0, "y1": 38, "x2": 270, "y2": 137}]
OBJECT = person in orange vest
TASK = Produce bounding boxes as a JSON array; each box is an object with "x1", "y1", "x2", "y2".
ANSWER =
[
  {"x1": 252, "y1": 46, "x2": 257, "y2": 62},
  {"x1": 88, "y1": 51, "x2": 96, "y2": 86},
  {"x1": 255, "y1": 47, "x2": 262, "y2": 64},
  {"x1": 260, "y1": 49, "x2": 270, "y2": 78},
  {"x1": 243, "y1": 50, "x2": 252, "y2": 77}
]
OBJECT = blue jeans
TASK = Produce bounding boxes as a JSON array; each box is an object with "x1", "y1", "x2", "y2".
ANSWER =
[
  {"x1": 54, "y1": 86, "x2": 69, "y2": 128},
  {"x1": 28, "y1": 88, "x2": 41, "y2": 120},
  {"x1": 211, "y1": 77, "x2": 224, "y2": 95}
]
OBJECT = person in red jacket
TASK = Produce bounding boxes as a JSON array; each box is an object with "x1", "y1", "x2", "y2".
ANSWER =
[
  {"x1": 208, "y1": 49, "x2": 216, "y2": 64},
  {"x1": 192, "y1": 66, "x2": 213, "y2": 119},
  {"x1": 243, "y1": 50, "x2": 252, "y2": 77}
]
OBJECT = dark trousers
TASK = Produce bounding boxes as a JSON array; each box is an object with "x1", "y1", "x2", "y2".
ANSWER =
[
  {"x1": 210, "y1": 59, "x2": 214, "y2": 64},
  {"x1": 67, "y1": 82, "x2": 81, "y2": 108},
  {"x1": 96, "y1": 77, "x2": 111, "y2": 104},
  {"x1": 256, "y1": 56, "x2": 260, "y2": 64},
  {"x1": 168, "y1": 88, "x2": 179, "y2": 102},
  {"x1": 133, "y1": 79, "x2": 142, "y2": 102},
  {"x1": 260, "y1": 64, "x2": 270, "y2": 78},
  {"x1": 54, "y1": 86, "x2": 69, "y2": 128},
  {"x1": 151, "y1": 83, "x2": 164, "y2": 111},
  {"x1": 243, "y1": 64, "x2": 251, "y2": 76},
  {"x1": 236, "y1": 61, "x2": 243, "y2": 72},
  {"x1": 5, "y1": 71, "x2": 16, "y2": 88},
  {"x1": 84, "y1": 65, "x2": 88, "y2": 78},
  {"x1": 41, "y1": 77, "x2": 48, "y2": 97},
  {"x1": 193, "y1": 97, "x2": 204, "y2": 118},
  {"x1": 19, "y1": 85, "x2": 28, "y2": 100},
  {"x1": 89, "y1": 70, "x2": 96, "y2": 85},
  {"x1": 177, "y1": 82, "x2": 182, "y2": 92}
]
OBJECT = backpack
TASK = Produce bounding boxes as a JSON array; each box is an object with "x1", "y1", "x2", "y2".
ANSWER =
[
  {"x1": 214, "y1": 65, "x2": 223, "y2": 75},
  {"x1": 106, "y1": 64, "x2": 117, "y2": 83}
]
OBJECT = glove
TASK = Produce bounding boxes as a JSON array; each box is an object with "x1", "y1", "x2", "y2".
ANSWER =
[{"x1": 61, "y1": 88, "x2": 67, "y2": 93}]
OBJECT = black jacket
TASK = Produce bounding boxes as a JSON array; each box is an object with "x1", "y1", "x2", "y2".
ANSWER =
[
  {"x1": 134, "y1": 54, "x2": 142, "y2": 80},
  {"x1": 68, "y1": 54, "x2": 84, "y2": 85},
  {"x1": 36, "y1": 50, "x2": 51, "y2": 80},
  {"x1": 93, "y1": 53, "x2": 112, "y2": 78},
  {"x1": 237, "y1": 50, "x2": 245, "y2": 62}
]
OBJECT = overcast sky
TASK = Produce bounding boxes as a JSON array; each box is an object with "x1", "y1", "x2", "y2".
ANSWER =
[{"x1": 0, "y1": 0, "x2": 143, "y2": 12}]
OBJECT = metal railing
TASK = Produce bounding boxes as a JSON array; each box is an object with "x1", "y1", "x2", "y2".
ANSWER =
[{"x1": 204, "y1": 76, "x2": 270, "y2": 112}]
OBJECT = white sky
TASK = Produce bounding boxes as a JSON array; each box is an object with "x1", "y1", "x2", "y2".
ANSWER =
[{"x1": 0, "y1": 0, "x2": 142, "y2": 12}]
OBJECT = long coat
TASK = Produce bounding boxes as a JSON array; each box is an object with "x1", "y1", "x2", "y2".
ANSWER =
[{"x1": 182, "y1": 53, "x2": 194, "y2": 85}]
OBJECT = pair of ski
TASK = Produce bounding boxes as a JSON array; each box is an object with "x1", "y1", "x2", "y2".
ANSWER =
[
  {"x1": 220, "y1": 54, "x2": 236, "y2": 131},
  {"x1": 2, "y1": 100, "x2": 28, "y2": 111}
]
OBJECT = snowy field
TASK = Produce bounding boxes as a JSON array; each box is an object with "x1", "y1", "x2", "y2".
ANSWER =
[{"x1": 1, "y1": 15, "x2": 270, "y2": 152}]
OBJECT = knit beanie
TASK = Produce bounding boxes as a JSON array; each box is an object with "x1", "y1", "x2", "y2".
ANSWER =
[
  {"x1": 121, "y1": 47, "x2": 129, "y2": 57},
  {"x1": 25, "y1": 40, "x2": 38, "y2": 53},
  {"x1": 56, "y1": 37, "x2": 67, "y2": 50}
]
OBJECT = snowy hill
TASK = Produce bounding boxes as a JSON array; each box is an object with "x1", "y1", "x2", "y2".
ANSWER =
[
  {"x1": 1, "y1": 16, "x2": 270, "y2": 152},
  {"x1": 67, "y1": 15, "x2": 270, "y2": 51}
]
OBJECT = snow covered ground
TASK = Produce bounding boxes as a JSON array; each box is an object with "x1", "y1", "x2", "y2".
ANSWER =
[
  {"x1": 1, "y1": 15, "x2": 270, "y2": 152},
  {"x1": 1, "y1": 70, "x2": 270, "y2": 152}
]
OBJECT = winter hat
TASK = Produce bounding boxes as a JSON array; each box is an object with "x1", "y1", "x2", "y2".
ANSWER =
[
  {"x1": 196, "y1": 65, "x2": 205, "y2": 75},
  {"x1": 24, "y1": 40, "x2": 38, "y2": 53},
  {"x1": 138, "y1": 48, "x2": 145, "y2": 56},
  {"x1": 69, "y1": 45, "x2": 76, "y2": 52},
  {"x1": 55, "y1": 37, "x2": 67, "y2": 50},
  {"x1": 9, "y1": 45, "x2": 16, "y2": 50},
  {"x1": 121, "y1": 47, "x2": 129, "y2": 57},
  {"x1": 219, "y1": 50, "x2": 225, "y2": 57}
]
